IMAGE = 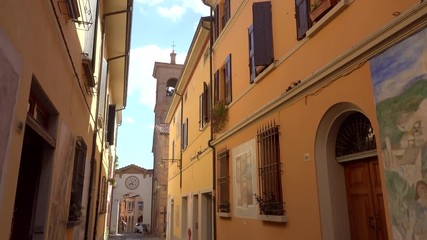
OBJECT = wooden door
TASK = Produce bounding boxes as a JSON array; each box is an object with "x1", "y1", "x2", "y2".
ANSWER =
[{"x1": 344, "y1": 158, "x2": 388, "y2": 240}]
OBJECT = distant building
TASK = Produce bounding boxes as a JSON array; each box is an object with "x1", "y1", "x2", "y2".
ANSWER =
[
  {"x1": 110, "y1": 164, "x2": 153, "y2": 234},
  {"x1": 151, "y1": 51, "x2": 183, "y2": 237}
]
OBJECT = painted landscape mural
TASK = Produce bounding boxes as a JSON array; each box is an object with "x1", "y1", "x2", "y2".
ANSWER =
[{"x1": 370, "y1": 27, "x2": 427, "y2": 240}]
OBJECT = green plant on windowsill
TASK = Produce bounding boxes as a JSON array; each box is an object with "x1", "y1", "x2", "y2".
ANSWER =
[
  {"x1": 254, "y1": 193, "x2": 285, "y2": 216},
  {"x1": 212, "y1": 100, "x2": 228, "y2": 134},
  {"x1": 218, "y1": 201, "x2": 231, "y2": 213},
  {"x1": 68, "y1": 203, "x2": 84, "y2": 222},
  {"x1": 107, "y1": 178, "x2": 116, "y2": 186},
  {"x1": 310, "y1": 1, "x2": 321, "y2": 11}
]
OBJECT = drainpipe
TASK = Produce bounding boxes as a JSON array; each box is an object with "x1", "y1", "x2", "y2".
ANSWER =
[{"x1": 201, "y1": 1, "x2": 216, "y2": 240}]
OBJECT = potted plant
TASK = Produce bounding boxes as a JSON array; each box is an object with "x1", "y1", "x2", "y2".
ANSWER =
[
  {"x1": 309, "y1": 0, "x2": 339, "y2": 22},
  {"x1": 218, "y1": 201, "x2": 231, "y2": 213},
  {"x1": 212, "y1": 100, "x2": 228, "y2": 134},
  {"x1": 68, "y1": 203, "x2": 84, "y2": 221},
  {"x1": 254, "y1": 193, "x2": 284, "y2": 216}
]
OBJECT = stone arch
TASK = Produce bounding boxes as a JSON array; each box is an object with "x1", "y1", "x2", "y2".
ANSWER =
[
  {"x1": 166, "y1": 78, "x2": 178, "y2": 96},
  {"x1": 314, "y1": 102, "x2": 377, "y2": 240}
]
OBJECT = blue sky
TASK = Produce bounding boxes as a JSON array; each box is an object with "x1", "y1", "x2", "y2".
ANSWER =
[{"x1": 116, "y1": 0, "x2": 210, "y2": 169}]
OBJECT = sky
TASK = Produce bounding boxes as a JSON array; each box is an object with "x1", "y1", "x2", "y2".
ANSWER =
[{"x1": 116, "y1": 0, "x2": 210, "y2": 169}]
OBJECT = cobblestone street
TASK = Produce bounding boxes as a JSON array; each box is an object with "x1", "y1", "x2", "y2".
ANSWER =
[{"x1": 109, "y1": 233, "x2": 165, "y2": 240}]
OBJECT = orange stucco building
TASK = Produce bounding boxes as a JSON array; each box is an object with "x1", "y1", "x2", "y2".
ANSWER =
[
  {"x1": 167, "y1": 0, "x2": 427, "y2": 239},
  {"x1": 0, "y1": 0, "x2": 132, "y2": 239}
]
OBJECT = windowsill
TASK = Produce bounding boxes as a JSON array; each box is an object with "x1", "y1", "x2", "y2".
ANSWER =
[
  {"x1": 67, "y1": 219, "x2": 82, "y2": 228},
  {"x1": 218, "y1": 212, "x2": 232, "y2": 218},
  {"x1": 259, "y1": 214, "x2": 287, "y2": 223},
  {"x1": 306, "y1": 0, "x2": 351, "y2": 38},
  {"x1": 253, "y1": 63, "x2": 275, "y2": 84}
]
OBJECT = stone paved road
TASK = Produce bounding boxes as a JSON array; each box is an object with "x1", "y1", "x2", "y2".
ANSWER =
[{"x1": 109, "y1": 233, "x2": 165, "y2": 240}]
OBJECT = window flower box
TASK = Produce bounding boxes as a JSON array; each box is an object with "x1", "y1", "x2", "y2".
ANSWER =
[{"x1": 309, "y1": 0, "x2": 339, "y2": 22}]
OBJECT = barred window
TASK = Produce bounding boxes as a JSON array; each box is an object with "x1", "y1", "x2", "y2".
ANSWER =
[
  {"x1": 217, "y1": 150, "x2": 230, "y2": 213},
  {"x1": 256, "y1": 122, "x2": 284, "y2": 216},
  {"x1": 69, "y1": 137, "x2": 87, "y2": 221},
  {"x1": 100, "y1": 176, "x2": 108, "y2": 213}
]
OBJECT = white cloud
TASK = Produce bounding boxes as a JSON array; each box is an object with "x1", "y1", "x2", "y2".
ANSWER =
[
  {"x1": 128, "y1": 45, "x2": 186, "y2": 110},
  {"x1": 181, "y1": 0, "x2": 210, "y2": 15},
  {"x1": 124, "y1": 117, "x2": 135, "y2": 124},
  {"x1": 135, "y1": 0, "x2": 164, "y2": 6},
  {"x1": 158, "y1": 5, "x2": 186, "y2": 22}
]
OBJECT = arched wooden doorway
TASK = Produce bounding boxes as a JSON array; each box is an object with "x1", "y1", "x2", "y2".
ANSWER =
[{"x1": 336, "y1": 112, "x2": 388, "y2": 240}]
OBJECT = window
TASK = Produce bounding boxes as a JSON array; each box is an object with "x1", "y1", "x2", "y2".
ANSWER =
[
  {"x1": 249, "y1": 1, "x2": 274, "y2": 83},
  {"x1": 214, "y1": 54, "x2": 232, "y2": 105},
  {"x1": 256, "y1": 122, "x2": 284, "y2": 216},
  {"x1": 107, "y1": 104, "x2": 116, "y2": 145},
  {"x1": 166, "y1": 78, "x2": 178, "y2": 96},
  {"x1": 100, "y1": 176, "x2": 108, "y2": 213},
  {"x1": 295, "y1": 0, "x2": 311, "y2": 40},
  {"x1": 214, "y1": 0, "x2": 231, "y2": 41},
  {"x1": 28, "y1": 93, "x2": 50, "y2": 129},
  {"x1": 69, "y1": 137, "x2": 87, "y2": 221},
  {"x1": 199, "y1": 82, "x2": 210, "y2": 130},
  {"x1": 66, "y1": 0, "x2": 80, "y2": 19},
  {"x1": 295, "y1": 0, "x2": 339, "y2": 40},
  {"x1": 217, "y1": 150, "x2": 230, "y2": 213},
  {"x1": 181, "y1": 118, "x2": 188, "y2": 149}
]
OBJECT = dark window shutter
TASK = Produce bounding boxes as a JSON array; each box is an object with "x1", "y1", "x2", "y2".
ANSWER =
[
  {"x1": 203, "y1": 82, "x2": 209, "y2": 123},
  {"x1": 214, "y1": 70, "x2": 219, "y2": 104},
  {"x1": 248, "y1": 25, "x2": 256, "y2": 83},
  {"x1": 225, "y1": 54, "x2": 232, "y2": 105},
  {"x1": 253, "y1": 1, "x2": 274, "y2": 66},
  {"x1": 181, "y1": 122, "x2": 184, "y2": 149},
  {"x1": 66, "y1": 0, "x2": 80, "y2": 19},
  {"x1": 199, "y1": 93, "x2": 203, "y2": 129},
  {"x1": 295, "y1": 0, "x2": 310, "y2": 40},
  {"x1": 107, "y1": 104, "x2": 116, "y2": 145},
  {"x1": 184, "y1": 118, "x2": 188, "y2": 148},
  {"x1": 214, "y1": 5, "x2": 220, "y2": 41},
  {"x1": 222, "y1": 0, "x2": 230, "y2": 28}
]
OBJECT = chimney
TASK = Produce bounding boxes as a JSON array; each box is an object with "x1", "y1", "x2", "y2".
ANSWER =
[{"x1": 170, "y1": 50, "x2": 176, "y2": 64}]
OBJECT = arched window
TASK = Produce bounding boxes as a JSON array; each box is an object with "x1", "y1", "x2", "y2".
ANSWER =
[
  {"x1": 335, "y1": 112, "x2": 376, "y2": 158},
  {"x1": 166, "y1": 78, "x2": 178, "y2": 96}
]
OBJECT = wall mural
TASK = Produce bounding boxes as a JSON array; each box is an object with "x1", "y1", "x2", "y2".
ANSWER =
[
  {"x1": 0, "y1": 30, "x2": 20, "y2": 184},
  {"x1": 47, "y1": 123, "x2": 75, "y2": 239},
  {"x1": 370, "y1": 27, "x2": 427, "y2": 240}
]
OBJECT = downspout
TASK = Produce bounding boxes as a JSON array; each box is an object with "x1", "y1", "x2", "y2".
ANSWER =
[
  {"x1": 84, "y1": 0, "x2": 101, "y2": 239},
  {"x1": 201, "y1": 1, "x2": 216, "y2": 240}
]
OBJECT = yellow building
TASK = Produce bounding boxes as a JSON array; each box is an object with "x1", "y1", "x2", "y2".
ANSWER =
[
  {"x1": 165, "y1": 18, "x2": 215, "y2": 240},
  {"x1": 0, "y1": 0, "x2": 132, "y2": 239},
  {"x1": 168, "y1": 0, "x2": 427, "y2": 239}
]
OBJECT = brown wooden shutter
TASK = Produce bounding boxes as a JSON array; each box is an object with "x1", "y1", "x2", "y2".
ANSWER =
[
  {"x1": 248, "y1": 25, "x2": 256, "y2": 83},
  {"x1": 224, "y1": 0, "x2": 230, "y2": 26},
  {"x1": 225, "y1": 54, "x2": 232, "y2": 105},
  {"x1": 214, "y1": 5, "x2": 220, "y2": 41},
  {"x1": 107, "y1": 104, "x2": 116, "y2": 145},
  {"x1": 253, "y1": 1, "x2": 274, "y2": 67},
  {"x1": 203, "y1": 82, "x2": 209, "y2": 123},
  {"x1": 295, "y1": 0, "x2": 310, "y2": 40},
  {"x1": 214, "y1": 70, "x2": 219, "y2": 104},
  {"x1": 199, "y1": 93, "x2": 203, "y2": 129}
]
